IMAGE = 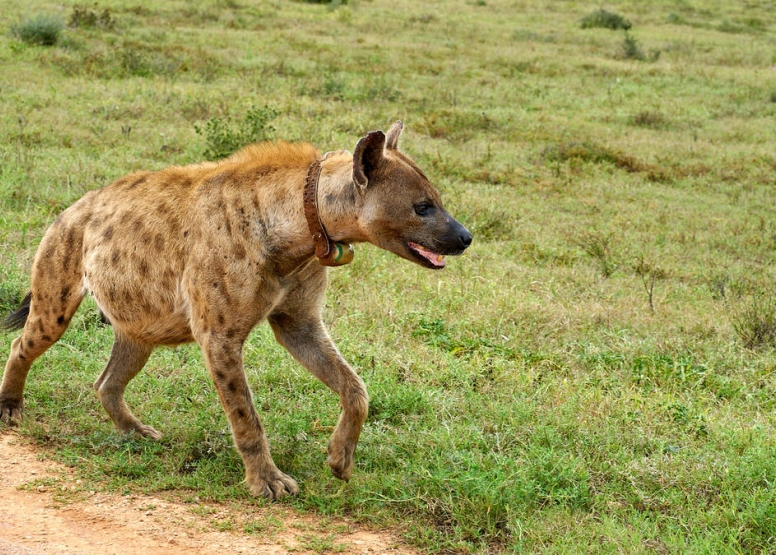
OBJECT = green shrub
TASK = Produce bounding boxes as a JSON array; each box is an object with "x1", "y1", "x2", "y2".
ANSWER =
[
  {"x1": 194, "y1": 105, "x2": 279, "y2": 160},
  {"x1": 581, "y1": 9, "x2": 631, "y2": 31},
  {"x1": 10, "y1": 14, "x2": 64, "y2": 46},
  {"x1": 620, "y1": 33, "x2": 660, "y2": 62}
]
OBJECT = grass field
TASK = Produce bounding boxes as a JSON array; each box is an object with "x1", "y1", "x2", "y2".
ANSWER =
[{"x1": 2, "y1": 0, "x2": 776, "y2": 552}]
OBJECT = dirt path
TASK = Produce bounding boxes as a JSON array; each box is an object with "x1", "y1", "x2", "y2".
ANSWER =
[{"x1": 0, "y1": 433, "x2": 415, "y2": 554}]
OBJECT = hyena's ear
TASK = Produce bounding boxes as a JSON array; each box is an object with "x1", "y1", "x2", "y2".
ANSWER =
[
  {"x1": 353, "y1": 130, "x2": 386, "y2": 189},
  {"x1": 385, "y1": 120, "x2": 403, "y2": 151}
]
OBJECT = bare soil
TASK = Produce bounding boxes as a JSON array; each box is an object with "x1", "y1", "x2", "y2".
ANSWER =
[{"x1": 0, "y1": 433, "x2": 415, "y2": 555}]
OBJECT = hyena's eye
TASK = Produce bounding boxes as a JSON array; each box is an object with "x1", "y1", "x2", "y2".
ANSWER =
[{"x1": 414, "y1": 202, "x2": 431, "y2": 216}]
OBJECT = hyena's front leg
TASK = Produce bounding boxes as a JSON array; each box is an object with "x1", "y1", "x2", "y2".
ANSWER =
[
  {"x1": 199, "y1": 333, "x2": 299, "y2": 499},
  {"x1": 268, "y1": 312, "x2": 368, "y2": 481}
]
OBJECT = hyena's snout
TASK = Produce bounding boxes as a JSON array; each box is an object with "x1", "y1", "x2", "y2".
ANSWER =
[{"x1": 440, "y1": 216, "x2": 473, "y2": 255}]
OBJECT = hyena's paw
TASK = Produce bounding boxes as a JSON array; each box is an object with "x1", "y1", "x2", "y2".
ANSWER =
[
  {"x1": 119, "y1": 421, "x2": 162, "y2": 440},
  {"x1": 326, "y1": 437, "x2": 355, "y2": 481},
  {"x1": 246, "y1": 469, "x2": 299, "y2": 500},
  {"x1": 0, "y1": 397, "x2": 23, "y2": 425},
  {"x1": 134, "y1": 424, "x2": 162, "y2": 440}
]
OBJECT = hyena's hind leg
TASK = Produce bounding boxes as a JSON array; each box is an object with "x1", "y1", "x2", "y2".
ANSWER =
[
  {"x1": 93, "y1": 332, "x2": 160, "y2": 439},
  {"x1": 0, "y1": 286, "x2": 85, "y2": 424}
]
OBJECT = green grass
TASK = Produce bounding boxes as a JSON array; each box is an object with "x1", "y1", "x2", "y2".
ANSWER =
[{"x1": 2, "y1": 0, "x2": 776, "y2": 552}]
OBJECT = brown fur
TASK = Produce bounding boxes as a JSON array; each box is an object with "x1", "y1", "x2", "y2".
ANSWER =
[{"x1": 0, "y1": 122, "x2": 472, "y2": 499}]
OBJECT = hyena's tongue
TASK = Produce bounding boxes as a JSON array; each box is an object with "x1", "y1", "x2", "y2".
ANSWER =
[{"x1": 408, "y1": 242, "x2": 446, "y2": 268}]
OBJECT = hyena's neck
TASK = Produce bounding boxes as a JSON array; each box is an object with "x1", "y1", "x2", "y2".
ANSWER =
[{"x1": 315, "y1": 153, "x2": 366, "y2": 244}]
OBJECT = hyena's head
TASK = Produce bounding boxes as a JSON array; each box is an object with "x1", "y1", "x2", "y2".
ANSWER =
[{"x1": 351, "y1": 121, "x2": 472, "y2": 270}]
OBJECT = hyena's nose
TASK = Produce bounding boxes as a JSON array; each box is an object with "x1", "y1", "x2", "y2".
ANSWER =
[{"x1": 460, "y1": 228, "x2": 473, "y2": 249}]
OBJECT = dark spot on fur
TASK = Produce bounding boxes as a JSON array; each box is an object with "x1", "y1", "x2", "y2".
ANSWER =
[
  {"x1": 111, "y1": 251, "x2": 121, "y2": 266},
  {"x1": 18, "y1": 354, "x2": 26, "y2": 360},
  {"x1": 227, "y1": 380, "x2": 237, "y2": 393},
  {"x1": 60, "y1": 286, "x2": 70, "y2": 303},
  {"x1": 183, "y1": 230, "x2": 189, "y2": 238},
  {"x1": 233, "y1": 243, "x2": 246, "y2": 259},
  {"x1": 65, "y1": 227, "x2": 76, "y2": 250},
  {"x1": 224, "y1": 218, "x2": 232, "y2": 235},
  {"x1": 139, "y1": 260, "x2": 149, "y2": 276},
  {"x1": 235, "y1": 408, "x2": 246, "y2": 419},
  {"x1": 42, "y1": 334, "x2": 51, "y2": 342},
  {"x1": 37, "y1": 320, "x2": 45, "y2": 332},
  {"x1": 127, "y1": 176, "x2": 147, "y2": 190},
  {"x1": 154, "y1": 234, "x2": 165, "y2": 251},
  {"x1": 213, "y1": 282, "x2": 218, "y2": 289},
  {"x1": 26, "y1": 339, "x2": 35, "y2": 349},
  {"x1": 218, "y1": 314, "x2": 225, "y2": 325},
  {"x1": 57, "y1": 315, "x2": 65, "y2": 325},
  {"x1": 103, "y1": 226, "x2": 114, "y2": 240},
  {"x1": 215, "y1": 370, "x2": 225, "y2": 381}
]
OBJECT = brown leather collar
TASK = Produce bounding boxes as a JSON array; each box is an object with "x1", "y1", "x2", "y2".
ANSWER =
[{"x1": 303, "y1": 158, "x2": 354, "y2": 266}]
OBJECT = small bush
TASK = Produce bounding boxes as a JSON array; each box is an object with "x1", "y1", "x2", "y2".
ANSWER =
[
  {"x1": 622, "y1": 33, "x2": 643, "y2": 60},
  {"x1": 581, "y1": 9, "x2": 631, "y2": 31},
  {"x1": 732, "y1": 294, "x2": 776, "y2": 350},
  {"x1": 667, "y1": 13, "x2": 684, "y2": 24},
  {"x1": 194, "y1": 105, "x2": 279, "y2": 160},
  {"x1": 10, "y1": 14, "x2": 65, "y2": 46},
  {"x1": 620, "y1": 33, "x2": 660, "y2": 62}
]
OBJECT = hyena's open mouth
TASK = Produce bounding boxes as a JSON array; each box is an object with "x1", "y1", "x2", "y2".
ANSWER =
[{"x1": 407, "y1": 242, "x2": 447, "y2": 269}]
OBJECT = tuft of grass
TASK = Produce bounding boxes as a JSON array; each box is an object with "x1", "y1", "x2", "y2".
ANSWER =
[
  {"x1": 580, "y1": 9, "x2": 632, "y2": 31},
  {"x1": 732, "y1": 294, "x2": 776, "y2": 350},
  {"x1": 10, "y1": 14, "x2": 65, "y2": 46},
  {"x1": 543, "y1": 141, "x2": 643, "y2": 173},
  {"x1": 68, "y1": 4, "x2": 115, "y2": 29},
  {"x1": 630, "y1": 110, "x2": 670, "y2": 130},
  {"x1": 573, "y1": 230, "x2": 617, "y2": 279},
  {"x1": 194, "y1": 105, "x2": 279, "y2": 160}
]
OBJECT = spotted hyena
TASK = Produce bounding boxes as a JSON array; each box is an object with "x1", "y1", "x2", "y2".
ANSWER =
[{"x1": 0, "y1": 121, "x2": 472, "y2": 499}]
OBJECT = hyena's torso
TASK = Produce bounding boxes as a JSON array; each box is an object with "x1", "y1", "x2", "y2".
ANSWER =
[{"x1": 53, "y1": 143, "x2": 321, "y2": 345}]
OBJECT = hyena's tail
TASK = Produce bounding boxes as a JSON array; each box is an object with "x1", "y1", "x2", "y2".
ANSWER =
[{"x1": 2, "y1": 292, "x2": 32, "y2": 330}]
